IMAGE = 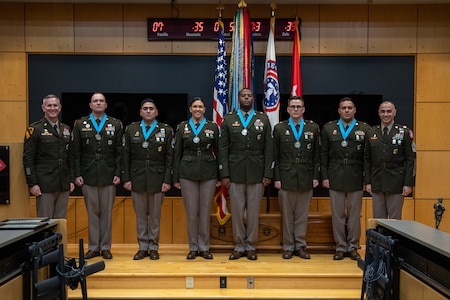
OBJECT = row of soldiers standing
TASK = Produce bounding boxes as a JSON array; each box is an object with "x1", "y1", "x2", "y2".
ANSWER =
[{"x1": 23, "y1": 90, "x2": 415, "y2": 261}]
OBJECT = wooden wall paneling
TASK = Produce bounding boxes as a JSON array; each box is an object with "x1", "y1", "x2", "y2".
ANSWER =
[
  {"x1": 123, "y1": 197, "x2": 137, "y2": 244},
  {"x1": 112, "y1": 196, "x2": 125, "y2": 243},
  {"x1": 74, "y1": 4, "x2": 124, "y2": 53},
  {"x1": 368, "y1": 4, "x2": 417, "y2": 54},
  {"x1": 0, "y1": 53, "x2": 27, "y2": 101},
  {"x1": 0, "y1": 3, "x2": 25, "y2": 52},
  {"x1": 66, "y1": 198, "x2": 77, "y2": 244},
  {"x1": 0, "y1": 102, "x2": 27, "y2": 142},
  {"x1": 296, "y1": 5, "x2": 320, "y2": 54},
  {"x1": 124, "y1": 4, "x2": 172, "y2": 54},
  {"x1": 400, "y1": 270, "x2": 448, "y2": 300},
  {"x1": 415, "y1": 199, "x2": 449, "y2": 234},
  {"x1": 417, "y1": 4, "x2": 450, "y2": 53},
  {"x1": 416, "y1": 54, "x2": 450, "y2": 102},
  {"x1": 75, "y1": 197, "x2": 88, "y2": 244},
  {"x1": 172, "y1": 40, "x2": 217, "y2": 54},
  {"x1": 0, "y1": 142, "x2": 29, "y2": 221},
  {"x1": 319, "y1": 5, "x2": 368, "y2": 54},
  {"x1": 171, "y1": 197, "x2": 187, "y2": 244},
  {"x1": 415, "y1": 151, "x2": 450, "y2": 199},
  {"x1": 160, "y1": 196, "x2": 173, "y2": 244},
  {"x1": 415, "y1": 103, "x2": 450, "y2": 151},
  {"x1": 25, "y1": 3, "x2": 74, "y2": 53}
]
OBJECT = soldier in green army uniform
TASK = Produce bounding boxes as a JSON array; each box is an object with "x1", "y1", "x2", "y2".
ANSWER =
[
  {"x1": 173, "y1": 97, "x2": 220, "y2": 260},
  {"x1": 219, "y1": 88, "x2": 274, "y2": 261},
  {"x1": 70, "y1": 93, "x2": 123, "y2": 260},
  {"x1": 273, "y1": 96, "x2": 320, "y2": 260},
  {"x1": 364, "y1": 101, "x2": 416, "y2": 219},
  {"x1": 23, "y1": 94, "x2": 74, "y2": 218},
  {"x1": 122, "y1": 99, "x2": 173, "y2": 261},
  {"x1": 321, "y1": 97, "x2": 371, "y2": 261}
]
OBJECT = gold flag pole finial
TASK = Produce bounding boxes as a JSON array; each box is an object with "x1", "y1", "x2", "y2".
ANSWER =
[
  {"x1": 270, "y1": 2, "x2": 277, "y2": 17},
  {"x1": 238, "y1": 0, "x2": 247, "y2": 8},
  {"x1": 217, "y1": 1, "x2": 225, "y2": 18}
]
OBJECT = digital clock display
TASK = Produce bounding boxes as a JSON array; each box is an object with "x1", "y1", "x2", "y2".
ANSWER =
[{"x1": 147, "y1": 18, "x2": 300, "y2": 41}]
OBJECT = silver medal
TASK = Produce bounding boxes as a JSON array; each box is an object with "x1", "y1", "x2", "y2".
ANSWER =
[
  {"x1": 95, "y1": 133, "x2": 101, "y2": 141},
  {"x1": 193, "y1": 136, "x2": 200, "y2": 144},
  {"x1": 142, "y1": 141, "x2": 149, "y2": 148},
  {"x1": 241, "y1": 129, "x2": 248, "y2": 136},
  {"x1": 341, "y1": 140, "x2": 348, "y2": 147},
  {"x1": 294, "y1": 141, "x2": 301, "y2": 149}
]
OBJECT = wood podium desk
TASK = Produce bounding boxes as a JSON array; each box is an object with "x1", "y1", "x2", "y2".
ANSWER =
[
  {"x1": 0, "y1": 219, "x2": 65, "y2": 300},
  {"x1": 374, "y1": 219, "x2": 450, "y2": 300}
]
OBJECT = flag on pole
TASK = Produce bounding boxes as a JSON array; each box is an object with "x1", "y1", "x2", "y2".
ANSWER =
[
  {"x1": 291, "y1": 18, "x2": 302, "y2": 97},
  {"x1": 213, "y1": 20, "x2": 228, "y2": 126},
  {"x1": 263, "y1": 14, "x2": 280, "y2": 129},
  {"x1": 213, "y1": 18, "x2": 231, "y2": 225},
  {"x1": 228, "y1": 6, "x2": 254, "y2": 112}
]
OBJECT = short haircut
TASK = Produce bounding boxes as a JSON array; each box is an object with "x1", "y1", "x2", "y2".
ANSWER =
[{"x1": 141, "y1": 98, "x2": 157, "y2": 109}]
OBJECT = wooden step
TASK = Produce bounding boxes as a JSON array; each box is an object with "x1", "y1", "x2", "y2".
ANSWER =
[
  {"x1": 65, "y1": 244, "x2": 364, "y2": 300},
  {"x1": 68, "y1": 288, "x2": 361, "y2": 300}
]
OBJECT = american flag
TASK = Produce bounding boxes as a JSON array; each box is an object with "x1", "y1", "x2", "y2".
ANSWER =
[
  {"x1": 213, "y1": 20, "x2": 228, "y2": 125},
  {"x1": 263, "y1": 15, "x2": 280, "y2": 130},
  {"x1": 213, "y1": 19, "x2": 231, "y2": 225}
]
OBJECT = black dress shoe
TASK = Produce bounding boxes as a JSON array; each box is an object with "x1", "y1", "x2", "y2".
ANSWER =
[
  {"x1": 102, "y1": 250, "x2": 113, "y2": 259},
  {"x1": 333, "y1": 251, "x2": 345, "y2": 260},
  {"x1": 133, "y1": 250, "x2": 149, "y2": 260},
  {"x1": 186, "y1": 251, "x2": 198, "y2": 260},
  {"x1": 247, "y1": 250, "x2": 258, "y2": 260},
  {"x1": 149, "y1": 250, "x2": 160, "y2": 260},
  {"x1": 229, "y1": 250, "x2": 245, "y2": 260},
  {"x1": 282, "y1": 250, "x2": 293, "y2": 259},
  {"x1": 84, "y1": 250, "x2": 100, "y2": 259},
  {"x1": 199, "y1": 251, "x2": 213, "y2": 259},
  {"x1": 347, "y1": 249, "x2": 360, "y2": 260},
  {"x1": 296, "y1": 248, "x2": 311, "y2": 259}
]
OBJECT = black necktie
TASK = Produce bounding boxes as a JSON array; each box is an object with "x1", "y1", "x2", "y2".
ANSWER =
[
  {"x1": 195, "y1": 123, "x2": 199, "y2": 129},
  {"x1": 145, "y1": 126, "x2": 150, "y2": 131},
  {"x1": 244, "y1": 113, "x2": 248, "y2": 120},
  {"x1": 54, "y1": 124, "x2": 59, "y2": 136},
  {"x1": 96, "y1": 119, "x2": 101, "y2": 125},
  {"x1": 295, "y1": 124, "x2": 300, "y2": 131},
  {"x1": 345, "y1": 125, "x2": 349, "y2": 131},
  {"x1": 383, "y1": 127, "x2": 388, "y2": 136}
]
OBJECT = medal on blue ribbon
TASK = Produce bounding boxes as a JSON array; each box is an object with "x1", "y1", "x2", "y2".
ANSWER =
[
  {"x1": 338, "y1": 118, "x2": 356, "y2": 147},
  {"x1": 89, "y1": 113, "x2": 107, "y2": 141},
  {"x1": 141, "y1": 120, "x2": 158, "y2": 148},
  {"x1": 189, "y1": 118, "x2": 206, "y2": 144},
  {"x1": 289, "y1": 118, "x2": 304, "y2": 149},
  {"x1": 237, "y1": 109, "x2": 255, "y2": 136}
]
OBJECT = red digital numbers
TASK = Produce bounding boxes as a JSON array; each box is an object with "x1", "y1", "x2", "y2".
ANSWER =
[
  {"x1": 192, "y1": 21, "x2": 204, "y2": 32},
  {"x1": 152, "y1": 21, "x2": 165, "y2": 32},
  {"x1": 251, "y1": 21, "x2": 261, "y2": 32},
  {"x1": 284, "y1": 21, "x2": 296, "y2": 32}
]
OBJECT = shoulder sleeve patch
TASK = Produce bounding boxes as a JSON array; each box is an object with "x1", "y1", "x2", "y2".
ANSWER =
[{"x1": 25, "y1": 127, "x2": 35, "y2": 140}]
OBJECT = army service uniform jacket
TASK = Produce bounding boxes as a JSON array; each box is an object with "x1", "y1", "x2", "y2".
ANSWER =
[
  {"x1": 23, "y1": 117, "x2": 72, "y2": 192},
  {"x1": 122, "y1": 121, "x2": 173, "y2": 194},
  {"x1": 173, "y1": 120, "x2": 219, "y2": 183},
  {"x1": 320, "y1": 120, "x2": 371, "y2": 192},
  {"x1": 273, "y1": 120, "x2": 320, "y2": 191},
  {"x1": 219, "y1": 111, "x2": 274, "y2": 183},
  {"x1": 70, "y1": 115, "x2": 123, "y2": 186},
  {"x1": 364, "y1": 124, "x2": 416, "y2": 194}
]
